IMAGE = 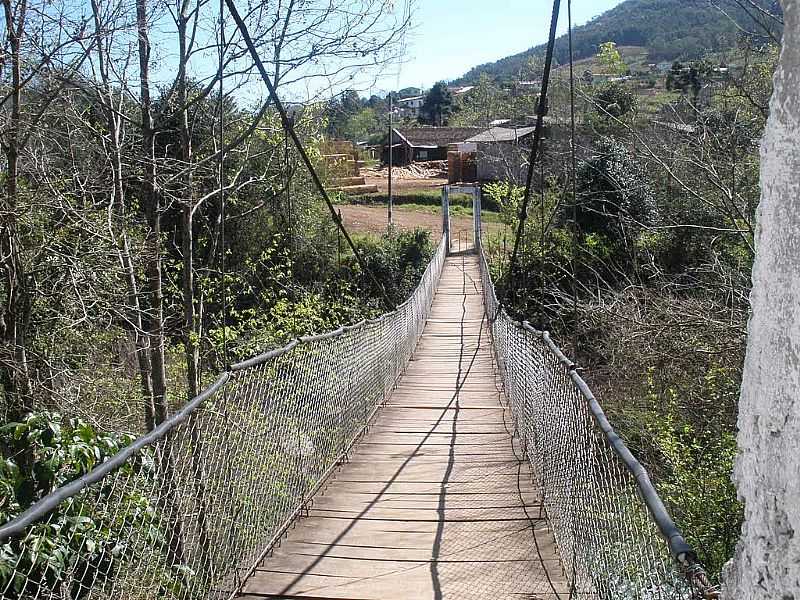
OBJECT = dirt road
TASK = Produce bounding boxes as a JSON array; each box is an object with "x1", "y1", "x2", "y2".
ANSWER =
[{"x1": 335, "y1": 204, "x2": 482, "y2": 246}]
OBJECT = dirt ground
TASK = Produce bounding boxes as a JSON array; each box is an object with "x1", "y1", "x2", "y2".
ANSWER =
[{"x1": 335, "y1": 204, "x2": 481, "y2": 247}]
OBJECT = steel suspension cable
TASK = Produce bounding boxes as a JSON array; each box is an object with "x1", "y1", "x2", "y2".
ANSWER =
[
  {"x1": 217, "y1": 0, "x2": 228, "y2": 368},
  {"x1": 566, "y1": 13, "x2": 581, "y2": 596},
  {"x1": 222, "y1": 0, "x2": 394, "y2": 310},
  {"x1": 500, "y1": 0, "x2": 561, "y2": 311},
  {"x1": 567, "y1": 0, "x2": 579, "y2": 358},
  {"x1": 539, "y1": 141, "x2": 546, "y2": 330}
]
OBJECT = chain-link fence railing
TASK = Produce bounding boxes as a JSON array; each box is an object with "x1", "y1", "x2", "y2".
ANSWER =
[
  {"x1": 0, "y1": 237, "x2": 446, "y2": 600},
  {"x1": 478, "y1": 249, "x2": 718, "y2": 600}
]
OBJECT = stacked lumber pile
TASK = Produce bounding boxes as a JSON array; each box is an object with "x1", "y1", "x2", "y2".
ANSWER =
[{"x1": 322, "y1": 140, "x2": 378, "y2": 195}]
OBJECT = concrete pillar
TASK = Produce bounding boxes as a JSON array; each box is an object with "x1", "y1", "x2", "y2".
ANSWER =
[{"x1": 723, "y1": 3, "x2": 800, "y2": 597}]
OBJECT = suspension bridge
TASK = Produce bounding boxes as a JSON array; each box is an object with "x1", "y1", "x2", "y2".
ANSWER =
[
  {"x1": 0, "y1": 205, "x2": 715, "y2": 599},
  {"x1": 0, "y1": 1, "x2": 722, "y2": 597}
]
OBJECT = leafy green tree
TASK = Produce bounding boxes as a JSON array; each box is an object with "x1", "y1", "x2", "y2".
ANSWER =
[
  {"x1": 575, "y1": 138, "x2": 657, "y2": 243},
  {"x1": 451, "y1": 74, "x2": 507, "y2": 127},
  {"x1": 419, "y1": 82, "x2": 454, "y2": 126},
  {"x1": 666, "y1": 61, "x2": 712, "y2": 102},
  {"x1": 326, "y1": 90, "x2": 365, "y2": 137},
  {"x1": 592, "y1": 82, "x2": 637, "y2": 118},
  {"x1": 0, "y1": 413, "x2": 154, "y2": 598},
  {"x1": 597, "y1": 41, "x2": 628, "y2": 76},
  {"x1": 341, "y1": 107, "x2": 380, "y2": 143}
]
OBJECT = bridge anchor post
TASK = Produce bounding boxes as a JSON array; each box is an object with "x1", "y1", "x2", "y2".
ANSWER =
[{"x1": 442, "y1": 186, "x2": 450, "y2": 254}]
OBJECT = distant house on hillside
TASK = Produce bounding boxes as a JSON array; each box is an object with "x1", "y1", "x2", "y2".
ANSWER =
[
  {"x1": 466, "y1": 126, "x2": 537, "y2": 182},
  {"x1": 381, "y1": 127, "x2": 483, "y2": 166},
  {"x1": 513, "y1": 81, "x2": 541, "y2": 96},
  {"x1": 396, "y1": 95, "x2": 424, "y2": 119},
  {"x1": 448, "y1": 86, "x2": 475, "y2": 97}
]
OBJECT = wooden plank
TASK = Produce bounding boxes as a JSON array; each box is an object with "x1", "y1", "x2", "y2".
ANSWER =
[{"x1": 241, "y1": 253, "x2": 566, "y2": 599}]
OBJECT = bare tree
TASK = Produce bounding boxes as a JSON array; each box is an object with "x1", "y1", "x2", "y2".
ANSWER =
[{"x1": 0, "y1": 0, "x2": 92, "y2": 420}]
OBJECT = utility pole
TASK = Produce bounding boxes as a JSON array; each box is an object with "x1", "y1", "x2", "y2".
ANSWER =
[{"x1": 388, "y1": 92, "x2": 394, "y2": 229}]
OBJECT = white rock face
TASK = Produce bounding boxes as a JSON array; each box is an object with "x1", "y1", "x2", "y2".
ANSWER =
[{"x1": 723, "y1": 2, "x2": 800, "y2": 597}]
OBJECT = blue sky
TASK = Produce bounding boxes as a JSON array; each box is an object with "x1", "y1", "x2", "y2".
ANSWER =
[
  {"x1": 148, "y1": 0, "x2": 628, "y2": 103},
  {"x1": 378, "y1": 0, "x2": 626, "y2": 92}
]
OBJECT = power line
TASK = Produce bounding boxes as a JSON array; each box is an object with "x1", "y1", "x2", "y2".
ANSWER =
[
  {"x1": 567, "y1": 0, "x2": 580, "y2": 359},
  {"x1": 388, "y1": 0, "x2": 413, "y2": 230},
  {"x1": 217, "y1": 0, "x2": 228, "y2": 367},
  {"x1": 500, "y1": 0, "x2": 562, "y2": 313}
]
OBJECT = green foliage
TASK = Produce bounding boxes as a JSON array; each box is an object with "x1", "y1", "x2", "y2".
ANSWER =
[
  {"x1": 419, "y1": 82, "x2": 455, "y2": 126},
  {"x1": 450, "y1": 74, "x2": 507, "y2": 127},
  {"x1": 484, "y1": 181, "x2": 525, "y2": 227},
  {"x1": 615, "y1": 363, "x2": 744, "y2": 581},
  {"x1": 349, "y1": 189, "x2": 473, "y2": 209},
  {"x1": 714, "y1": 43, "x2": 779, "y2": 127},
  {"x1": 574, "y1": 137, "x2": 657, "y2": 244},
  {"x1": 351, "y1": 229, "x2": 435, "y2": 307},
  {"x1": 341, "y1": 107, "x2": 382, "y2": 144},
  {"x1": 598, "y1": 42, "x2": 629, "y2": 76},
  {"x1": 326, "y1": 89, "x2": 369, "y2": 139},
  {"x1": 592, "y1": 82, "x2": 637, "y2": 119},
  {"x1": 666, "y1": 60, "x2": 713, "y2": 101},
  {"x1": 206, "y1": 227, "x2": 436, "y2": 362},
  {"x1": 456, "y1": 0, "x2": 781, "y2": 84},
  {"x1": 0, "y1": 413, "x2": 155, "y2": 598},
  {"x1": 450, "y1": 74, "x2": 543, "y2": 128}
]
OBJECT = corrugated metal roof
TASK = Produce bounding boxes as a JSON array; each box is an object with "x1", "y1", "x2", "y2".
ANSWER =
[
  {"x1": 392, "y1": 127, "x2": 484, "y2": 147},
  {"x1": 466, "y1": 127, "x2": 537, "y2": 143}
]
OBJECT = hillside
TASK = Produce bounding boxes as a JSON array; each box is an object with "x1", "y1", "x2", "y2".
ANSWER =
[{"x1": 456, "y1": 0, "x2": 780, "y2": 83}]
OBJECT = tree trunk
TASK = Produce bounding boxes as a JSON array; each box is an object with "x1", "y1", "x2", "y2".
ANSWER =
[
  {"x1": 0, "y1": 0, "x2": 33, "y2": 421},
  {"x1": 135, "y1": 0, "x2": 170, "y2": 426},
  {"x1": 90, "y1": 0, "x2": 156, "y2": 431},
  {"x1": 723, "y1": 3, "x2": 800, "y2": 597},
  {"x1": 177, "y1": 6, "x2": 201, "y2": 402},
  {"x1": 176, "y1": 4, "x2": 214, "y2": 577}
]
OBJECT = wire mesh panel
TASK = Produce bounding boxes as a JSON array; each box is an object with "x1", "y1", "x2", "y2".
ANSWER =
[
  {"x1": 0, "y1": 238, "x2": 446, "y2": 600},
  {"x1": 479, "y1": 250, "x2": 714, "y2": 600}
]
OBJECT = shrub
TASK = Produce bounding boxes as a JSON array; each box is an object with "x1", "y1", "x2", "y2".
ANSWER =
[
  {"x1": 574, "y1": 138, "x2": 658, "y2": 244},
  {"x1": 0, "y1": 413, "x2": 157, "y2": 598}
]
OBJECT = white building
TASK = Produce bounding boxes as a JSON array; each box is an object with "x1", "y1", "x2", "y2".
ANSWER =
[{"x1": 396, "y1": 95, "x2": 424, "y2": 119}]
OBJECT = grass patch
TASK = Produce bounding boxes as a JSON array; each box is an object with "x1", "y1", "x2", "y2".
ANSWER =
[
  {"x1": 360, "y1": 158, "x2": 380, "y2": 170},
  {"x1": 342, "y1": 189, "x2": 502, "y2": 225},
  {"x1": 636, "y1": 89, "x2": 681, "y2": 115},
  {"x1": 347, "y1": 188, "x2": 502, "y2": 211},
  {"x1": 348, "y1": 190, "x2": 474, "y2": 209},
  {"x1": 354, "y1": 201, "x2": 501, "y2": 224}
]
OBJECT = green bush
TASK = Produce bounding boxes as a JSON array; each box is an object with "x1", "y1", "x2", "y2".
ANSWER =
[
  {"x1": 348, "y1": 190, "x2": 473, "y2": 209},
  {"x1": 351, "y1": 228, "x2": 435, "y2": 306},
  {"x1": 630, "y1": 366, "x2": 743, "y2": 579},
  {"x1": 593, "y1": 82, "x2": 637, "y2": 118},
  {"x1": 574, "y1": 138, "x2": 658, "y2": 244},
  {"x1": 0, "y1": 413, "x2": 157, "y2": 598}
]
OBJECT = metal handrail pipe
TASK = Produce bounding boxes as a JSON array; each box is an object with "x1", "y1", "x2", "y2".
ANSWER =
[{"x1": 0, "y1": 373, "x2": 230, "y2": 541}]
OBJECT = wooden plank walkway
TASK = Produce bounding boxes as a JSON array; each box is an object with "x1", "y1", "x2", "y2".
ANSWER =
[{"x1": 240, "y1": 251, "x2": 567, "y2": 599}]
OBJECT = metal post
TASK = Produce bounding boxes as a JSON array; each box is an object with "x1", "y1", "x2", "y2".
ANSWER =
[
  {"x1": 388, "y1": 93, "x2": 394, "y2": 229},
  {"x1": 441, "y1": 186, "x2": 450, "y2": 253},
  {"x1": 473, "y1": 187, "x2": 482, "y2": 252}
]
